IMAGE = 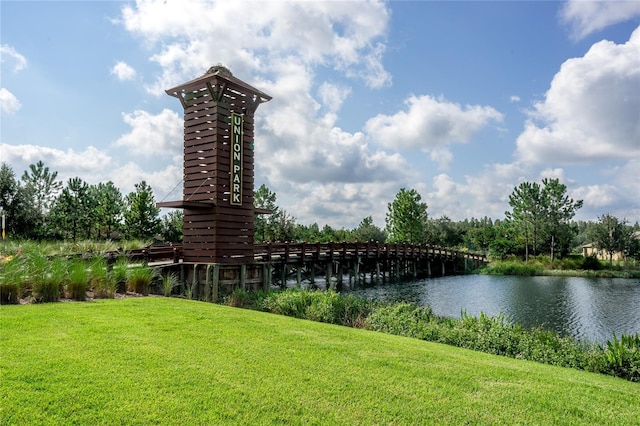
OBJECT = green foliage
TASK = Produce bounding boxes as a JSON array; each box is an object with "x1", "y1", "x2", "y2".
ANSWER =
[
  {"x1": 20, "y1": 160, "x2": 63, "y2": 238},
  {"x1": 260, "y1": 289, "x2": 374, "y2": 327},
  {"x1": 590, "y1": 214, "x2": 634, "y2": 265},
  {"x1": 386, "y1": 188, "x2": 428, "y2": 243},
  {"x1": 67, "y1": 260, "x2": 89, "y2": 301},
  {"x1": 505, "y1": 179, "x2": 583, "y2": 261},
  {"x1": 31, "y1": 255, "x2": 66, "y2": 303},
  {"x1": 111, "y1": 257, "x2": 129, "y2": 293},
  {"x1": 223, "y1": 288, "x2": 271, "y2": 309},
  {"x1": 261, "y1": 289, "x2": 315, "y2": 319},
  {"x1": 480, "y1": 260, "x2": 543, "y2": 276},
  {"x1": 123, "y1": 181, "x2": 161, "y2": 240},
  {"x1": 602, "y1": 333, "x2": 640, "y2": 382},
  {"x1": 161, "y1": 271, "x2": 179, "y2": 297},
  {"x1": 581, "y1": 254, "x2": 602, "y2": 270},
  {"x1": 365, "y1": 302, "x2": 437, "y2": 339},
  {"x1": 253, "y1": 184, "x2": 297, "y2": 242},
  {"x1": 92, "y1": 181, "x2": 124, "y2": 239},
  {"x1": 363, "y1": 300, "x2": 640, "y2": 381},
  {"x1": 49, "y1": 177, "x2": 93, "y2": 241},
  {"x1": 160, "y1": 210, "x2": 183, "y2": 242},
  {"x1": 0, "y1": 163, "x2": 37, "y2": 238},
  {"x1": 3, "y1": 298, "x2": 639, "y2": 425},
  {"x1": 0, "y1": 254, "x2": 25, "y2": 304},
  {"x1": 127, "y1": 264, "x2": 156, "y2": 295},
  {"x1": 0, "y1": 282, "x2": 20, "y2": 304},
  {"x1": 90, "y1": 257, "x2": 116, "y2": 299},
  {"x1": 259, "y1": 289, "x2": 639, "y2": 382},
  {"x1": 352, "y1": 216, "x2": 386, "y2": 242}
]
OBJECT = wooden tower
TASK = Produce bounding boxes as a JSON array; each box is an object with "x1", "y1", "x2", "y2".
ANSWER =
[{"x1": 158, "y1": 66, "x2": 271, "y2": 263}]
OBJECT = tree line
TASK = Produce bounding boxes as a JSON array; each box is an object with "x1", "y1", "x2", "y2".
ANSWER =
[
  {"x1": 1, "y1": 161, "x2": 638, "y2": 262},
  {"x1": 0, "y1": 161, "x2": 179, "y2": 242}
]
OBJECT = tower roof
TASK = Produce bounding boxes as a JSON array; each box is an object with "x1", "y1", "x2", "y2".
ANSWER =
[{"x1": 165, "y1": 65, "x2": 272, "y2": 107}]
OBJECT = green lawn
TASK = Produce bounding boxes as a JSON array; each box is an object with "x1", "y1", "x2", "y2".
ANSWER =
[{"x1": 1, "y1": 297, "x2": 638, "y2": 425}]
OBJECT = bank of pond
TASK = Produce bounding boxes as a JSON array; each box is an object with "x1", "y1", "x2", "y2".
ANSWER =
[
  {"x1": 0, "y1": 253, "x2": 640, "y2": 382},
  {"x1": 1, "y1": 251, "x2": 638, "y2": 383}
]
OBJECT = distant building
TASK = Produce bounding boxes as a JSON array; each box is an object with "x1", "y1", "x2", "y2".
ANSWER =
[{"x1": 582, "y1": 231, "x2": 640, "y2": 261}]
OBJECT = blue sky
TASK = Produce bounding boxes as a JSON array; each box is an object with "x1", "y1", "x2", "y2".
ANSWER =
[{"x1": 1, "y1": 0, "x2": 639, "y2": 229}]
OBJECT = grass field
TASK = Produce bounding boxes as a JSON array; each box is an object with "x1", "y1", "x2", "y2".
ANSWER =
[{"x1": 1, "y1": 297, "x2": 638, "y2": 425}]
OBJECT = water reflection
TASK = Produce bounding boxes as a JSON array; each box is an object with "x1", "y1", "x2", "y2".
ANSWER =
[{"x1": 350, "y1": 275, "x2": 640, "y2": 343}]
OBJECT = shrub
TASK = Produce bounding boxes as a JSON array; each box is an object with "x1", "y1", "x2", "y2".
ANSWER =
[
  {"x1": 0, "y1": 282, "x2": 20, "y2": 304},
  {"x1": 260, "y1": 289, "x2": 374, "y2": 327},
  {"x1": 161, "y1": 272, "x2": 179, "y2": 297},
  {"x1": 91, "y1": 258, "x2": 116, "y2": 299},
  {"x1": 261, "y1": 289, "x2": 315, "y2": 319},
  {"x1": 33, "y1": 257, "x2": 67, "y2": 303},
  {"x1": 111, "y1": 257, "x2": 130, "y2": 294},
  {"x1": 482, "y1": 261, "x2": 543, "y2": 276},
  {"x1": 365, "y1": 302, "x2": 436, "y2": 339},
  {"x1": 67, "y1": 260, "x2": 89, "y2": 301},
  {"x1": 601, "y1": 333, "x2": 640, "y2": 382},
  {"x1": 127, "y1": 265, "x2": 155, "y2": 295},
  {"x1": 581, "y1": 254, "x2": 602, "y2": 270},
  {"x1": 0, "y1": 257, "x2": 24, "y2": 304}
]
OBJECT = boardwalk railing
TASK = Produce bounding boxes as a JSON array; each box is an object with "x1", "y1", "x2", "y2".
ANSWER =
[
  {"x1": 124, "y1": 242, "x2": 486, "y2": 265},
  {"x1": 253, "y1": 242, "x2": 486, "y2": 264}
]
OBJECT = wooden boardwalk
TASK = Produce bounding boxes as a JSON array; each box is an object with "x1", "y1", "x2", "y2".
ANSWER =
[{"x1": 130, "y1": 242, "x2": 487, "y2": 291}]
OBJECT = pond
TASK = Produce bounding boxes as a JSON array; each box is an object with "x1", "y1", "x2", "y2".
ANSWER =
[{"x1": 349, "y1": 275, "x2": 640, "y2": 344}]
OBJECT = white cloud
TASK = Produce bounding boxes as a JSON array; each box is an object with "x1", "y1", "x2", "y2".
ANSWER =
[
  {"x1": 111, "y1": 162, "x2": 182, "y2": 199},
  {"x1": 0, "y1": 143, "x2": 113, "y2": 183},
  {"x1": 516, "y1": 27, "x2": 640, "y2": 164},
  {"x1": 0, "y1": 142, "x2": 183, "y2": 202},
  {"x1": 510, "y1": 95, "x2": 521, "y2": 103},
  {"x1": 0, "y1": 45, "x2": 27, "y2": 72},
  {"x1": 573, "y1": 184, "x2": 620, "y2": 209},
  {"x1": 0, "y1": 88, "x2": 21, "y2": 114},
  {"x1": 113, "y1": 109, "x2": 183, "y2": 156},
  {"x1": 318, "y1": 82, "x2": 351, "y2": 114},
  {"x1": 425, "y1": 162, "x2": 530, "y2": 221},
  {"x1": 560, "y1": 0, "x2": 640, "y2": 41},
  {"x1": 111, "y1": 61, "x2": 137, "y2": 81},
  {"x1": 364, "y1": 95, "x2": 503, "y2": 152},
  {"x1": 119, "y1": 0, "x2": 391, "y2": 95}
]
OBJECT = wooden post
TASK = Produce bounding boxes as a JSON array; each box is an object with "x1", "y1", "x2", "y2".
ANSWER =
[
  {"x1": 354, "y1": 257, "x2": 360, "y2": 286},
  {"x1": 281, "y1": 265, "x2": 287, "y2": 288},
  {"x1": 212, "y1": 264, "x2": 220, "y2": 303},
  {"x1": 180, "y1": 263, "x2": 185, "y2": 295},
  {"x1": 327, "y1": 262, "x2": 333, "y2": 290},
  {"x1": 263, "y1": 263, "x2": 271, "y2": 291},
  {"x1": 240, "y1": 264, "x2": 247, "y2": 291},
  {"x1": 204, "y1": 264, "x2": 212, "y2": 301},
  {"x1": 190, "y1": 264, "x2": 198, "y2": 300}
]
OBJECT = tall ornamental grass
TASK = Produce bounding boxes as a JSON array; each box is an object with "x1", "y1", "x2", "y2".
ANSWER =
[
  {"x1": 111, "y1": 257, "x2": 130, "y2": 294},
  {"x1": 90, "y1": 258, "x2": 116, "y2": 299},
  {"x1": 67, "y1": 260, "x2": 89, "y2": 301},
  {"x1": 161, "y1": 271, "x2": 179, "y2": 297},
  {"x1": 127, "y1": 264, "x2": 156, "y2": 295},
  {"x1": 31, "y1": 255, "x2": 66, "y2": 303}
]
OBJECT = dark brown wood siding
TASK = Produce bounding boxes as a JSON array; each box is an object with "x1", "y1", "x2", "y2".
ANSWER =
[{"x1": 171, "y1": 71, "x2": 265, "y2": 263}]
